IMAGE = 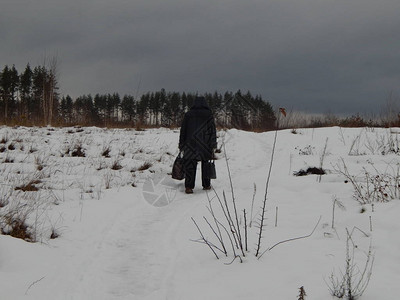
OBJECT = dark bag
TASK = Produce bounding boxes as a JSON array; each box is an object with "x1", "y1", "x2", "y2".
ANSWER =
[
  {"x1": 205, "y1": 160, "x2": 216, "y2": 179},
  {"x1": 172, "y1": 152, "x2": 185, "y2": 180}
]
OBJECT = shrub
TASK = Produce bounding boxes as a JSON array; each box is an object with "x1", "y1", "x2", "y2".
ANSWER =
[
  {"x1": 339, "y1": 114, "x2": 368, "y2": 128},
  {"x1": 326, "y1": 229, "x2": 374, "y2": 299},
  {"x1": 294, "y1": 167, "x2": 325, "y2": 176},
  {"x1": 336, "y1": 159, "x2": 400, "y2": 204}
]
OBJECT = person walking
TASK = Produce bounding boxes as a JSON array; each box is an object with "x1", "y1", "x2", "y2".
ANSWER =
[{"x1": 179, "y1": 96, "x2": 217, "y2": 194}]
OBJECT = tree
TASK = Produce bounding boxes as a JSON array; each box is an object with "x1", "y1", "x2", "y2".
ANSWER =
[
  {"x1": 30, "y1": 61, "x2": 60, "y2": 125},
  {"x1": 121, "y1": 95, "x2": 136, "y2": 123},
  {"x1": 0, "y1": 65, "x2": 19, "y2": 122},
  {"x1": 181, "y1": 92, "x2": 188, "y2": 113},
  {"x1": 137, "y1": 93, "x2": 150, "y2": 125},
  {"x1": 94, "y1": 93, "x2": 107, "y2": 124},
  {"x1": 31, "y1": 66, "x2": 46, "y2": 123},
  {"x1": 19, "y1": 64, "x2": 33, "y2": 121},
  {"x1": 105, "y1": 93, "x2": 121, "y2": 124},
  {"x1": 169, "y1": 91, "x2": 182, "y2": 126},
  {"x1": 74, "y1": 94, "x2": 98, "y2": 125},
  {"x1": 59, "y1": 95, "x2": 74, "y2": 124},
  {"x1": 149, "y1": 91, "x2": 160, "y2": 125},
  {"x1": 110, "y1": 93, "x2": 121, "y2": 123},
  {"x1": 0, "y1": 67, "x2": 277, "y2": 129},
  {"x1": 43, "y1": 56, "x2": 60, "y2": 125}
]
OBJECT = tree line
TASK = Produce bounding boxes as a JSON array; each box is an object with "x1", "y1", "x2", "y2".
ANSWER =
[
  {"x1": 0, "y1": 64, "x2": 276, "y2": 130},
  {"x1": 0, "y1": 63, "x2": 58, "y2": 126}
]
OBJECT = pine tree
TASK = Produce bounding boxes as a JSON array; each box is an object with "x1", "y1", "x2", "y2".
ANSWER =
[
  {"x1": 94, "y1": 93, "x2": 107, "y2": 124},
  {"x1": 31, "y1": 66, "x2": 46, "y2": 123},
  {"x1": 181, "y1": 92, "x2": 188, "y2": 113},
  {"x1": 161, "y1": 95, "x2": 172, "y2": 127},
  {"x1": 105, "y1": 94, "x2": 113, "y2": 124},
  {"x1": 0, "y1": 65, "x2": 19, "y2": 122},
  {"x1": 19, "y1": 64, "x2": 33, "y2": 122},
  {"x1": 137, "y1": 93, "x2": 150, "y2": 125},
  {"x1": 169, "y1": 91, "x2": 182, "y2": 126},
  {"x1": 0, "y1": 65, "x2": 10, "y2": 121},
  {"x1": 121, "y1": 95, "x2": 136, "y2": 123},
  {"x1": 9, "y1": 65, "x2": 19, "y2": 119},
  {"x1": 65, "y1": 95, "x2": 73, "y2": 124}
]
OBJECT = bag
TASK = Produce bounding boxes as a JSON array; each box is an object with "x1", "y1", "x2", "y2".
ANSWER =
[
  {"x1": 205, "y1": 160, "x2": 216, "y2": 179},
  {"x1": 172, "y1": 152, "x2": 185, "y2": 180}
]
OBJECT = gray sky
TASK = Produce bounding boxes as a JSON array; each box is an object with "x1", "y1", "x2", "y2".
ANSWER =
[{"x1": 1, "y1": 0, "x2": 400, "y2": 115}]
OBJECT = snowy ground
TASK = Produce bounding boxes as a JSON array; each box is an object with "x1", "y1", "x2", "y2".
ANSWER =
[{"x1": 0, "y1": 126, "x2": 399, "y2": 300}]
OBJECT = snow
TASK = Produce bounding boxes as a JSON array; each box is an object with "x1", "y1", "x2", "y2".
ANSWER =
[{"x1": 0, "y1": 125, "x2": 399, "y2": 299}]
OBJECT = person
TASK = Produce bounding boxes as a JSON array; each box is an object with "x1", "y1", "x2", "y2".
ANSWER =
[{"x1": 179, "y1": 96, "x2": 217, "y2": 194}]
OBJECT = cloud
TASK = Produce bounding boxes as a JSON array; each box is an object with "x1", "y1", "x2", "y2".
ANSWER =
[{"x1": 1, "y1": 0, "x2": 400, "y2": 114}]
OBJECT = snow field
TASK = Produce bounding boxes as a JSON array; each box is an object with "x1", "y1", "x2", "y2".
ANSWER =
[{"x1": 0, "y1": 126, "x2": 399, "y2": 299}]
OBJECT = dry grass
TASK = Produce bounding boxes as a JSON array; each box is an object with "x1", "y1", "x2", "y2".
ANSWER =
[
  {"x1": 0, "y1": 206, "x2": 34, "y2": 242},
  {"x1": 102, "y1": 146, "x2": 111, "y2": 158},
  {"x1": 138, "y1": 162, "x2": 152, "y2": 171},
  {"x1": 15, "y1": 180, "x2": 41, "y2": 192},
  {"x1": 110, "y1": 159, "x2": 123, "y2": 170}
]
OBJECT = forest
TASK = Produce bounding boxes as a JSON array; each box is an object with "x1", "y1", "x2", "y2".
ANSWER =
[{"x1": 0, "y1": 64, "x2": 276, "y2": 130}]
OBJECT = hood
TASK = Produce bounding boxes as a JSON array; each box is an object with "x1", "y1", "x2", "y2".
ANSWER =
[{"x1": 191, "y1": 96, "x2": 210, "y2": 109}]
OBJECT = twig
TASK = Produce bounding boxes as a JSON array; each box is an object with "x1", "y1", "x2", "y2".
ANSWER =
[
  {"x1": 215, "y1": 217, "x2": 238, "y2": 257},
  {"x1": 222, "y1": 190, "x2": 240, "y2": 249},
  {"x1": 190, "y1": 239, "x2": 226, "y2": 254},
  {"x1": 249, "y1": 183, "x2": 256, "y2": 227},
  {"x1": 212, "y1": 187, "x2": 239, "y2": 249},
  {"x1": 223, "y1": 142, "x2": 245, "y2": 256},
  {"x1": 351, "y1": 226, "x2": 370, "y2": 238},
  {"x1": 369, "y1": 216, "x2": 373, "y2": 232},
  {"x1": 318, "y1": 137, "x2": 328, "y2": 183},
  {"x1": 331, "y1": 195, "x2": 345, "y2": 229},
  {"x1": 243, "y1": 209, "x2": 248, "y2": 252},
  {"x1": 191, "y1": 217, "x2": 219, "y2": 259},
  {"x1": 203, "y1": 216, "x2": 227, "y2": 256},
  {"x1": 255, "y1": 125, "x2": 279, "y2": 257},
  {"x1": 258, "y1": 216, "x2": 322, "y2": 259},
  {"x1": 224, "y1": 255, "x2": 243, "y2": 265},
  {"x1": 206, "y1": 192, "x2": 227, "y2": 255},
  {"x1": 25, "y1": 276, "x2": 45, "y2": 295}
]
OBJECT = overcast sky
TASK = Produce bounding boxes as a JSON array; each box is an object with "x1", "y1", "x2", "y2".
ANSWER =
[{"x1": 1, "y1": 0, "x2": 400, "y2": 114}]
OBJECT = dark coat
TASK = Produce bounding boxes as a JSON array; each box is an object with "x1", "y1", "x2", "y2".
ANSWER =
[{"x1": 179, "y1": 97, "x2": 217, "y2": 161}]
